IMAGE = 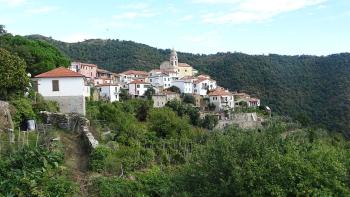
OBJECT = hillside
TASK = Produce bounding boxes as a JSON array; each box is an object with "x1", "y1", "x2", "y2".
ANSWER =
[{"x1": 27, "y1": 35, "x2": 350, "y2": 136}]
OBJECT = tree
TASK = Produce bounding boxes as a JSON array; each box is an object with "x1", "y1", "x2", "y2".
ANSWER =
[
  {"x1": 136, "y1": 100, "x2": 152, "y2": 121},
  {"x1": 167, "y1": 86, "x2": 181, "y2": 94},
  {"x1": 0, "y1": 48, "x2": 30, "y2": 100},
  {"x1": 144, "y1": 87, "x2": 155, "y2": 100},
  {"x1": 166, "y1": 100, "x2": 200, "y2": 126},
  {"x1": 119, "y1": 88, "x2": 131, "y2": 101},
  {"x1": 0, "y1": 34, "x2": 69, "y2": 75},
  {"x1": 148, "y1": 108, "x2": 190, "y2": 138},
  {"x1": 183, "y1": 94, "x2": 195, "y2": 105},
  {"x1": 0, "y1": 24, "x2": 7, "y2": 35},
  {"x1": 200, "y1": 115, "x2": 218, "y2": 130}
]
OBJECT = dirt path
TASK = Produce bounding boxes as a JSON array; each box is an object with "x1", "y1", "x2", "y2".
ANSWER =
[{"x1": 60, "y1": 132, "x2": 89, "y2": 196}]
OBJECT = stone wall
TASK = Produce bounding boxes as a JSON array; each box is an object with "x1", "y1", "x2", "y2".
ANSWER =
[
  {"x1": 43, "y1": 96, "x2": 86, "y2": 116},
  {"x1": 40, "y1": 111, "x2": 98, "y2": 150},
  {"x1": 216, "y1": 112, "x2": 263, "y2": 129}
]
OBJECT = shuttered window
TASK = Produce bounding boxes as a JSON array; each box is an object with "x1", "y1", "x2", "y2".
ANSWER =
[{"x1": 52, "y1": 80, "x2": 59, "y2": 91}]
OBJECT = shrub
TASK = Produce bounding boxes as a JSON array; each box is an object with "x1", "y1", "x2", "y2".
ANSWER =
[{"x1": 89, "y1": 146, "x2": 112, "y2": 172}]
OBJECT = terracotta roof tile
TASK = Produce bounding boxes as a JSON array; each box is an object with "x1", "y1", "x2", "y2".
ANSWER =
[
  {"x1": 208, "y1": 89, "x2": 232, "y2": 96},
  {"x1": 129, "y1": 80, "x2": 150, "y2": 84},
  {"x1": 34, "y1": 67, "x2": 84, "y2": 78},
  {"x1": 193, "y1": 78, "x2": 208, "y2": 84}
]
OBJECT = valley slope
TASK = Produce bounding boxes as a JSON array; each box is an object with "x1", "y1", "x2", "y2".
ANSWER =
[{"x1": 27, "y1": 35, "x2": 350, "y2": 136}]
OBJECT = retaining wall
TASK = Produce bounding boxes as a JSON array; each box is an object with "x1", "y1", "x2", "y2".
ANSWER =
[{"x1": 40, "y1": 111, "x2": 98, "y2": 150}]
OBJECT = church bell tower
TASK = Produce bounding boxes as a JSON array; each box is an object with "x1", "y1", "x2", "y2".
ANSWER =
[{"x1": 170, "y1": 48, "x2": 178, "y2": 68}]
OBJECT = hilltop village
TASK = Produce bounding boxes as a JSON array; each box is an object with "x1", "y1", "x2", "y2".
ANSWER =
[{"x1": 32, "y1": 49, "x2": 262, "y2": 128}]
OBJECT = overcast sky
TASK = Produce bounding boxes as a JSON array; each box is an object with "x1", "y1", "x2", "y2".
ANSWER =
[{"x1": 1, "y1": 0, "x2": 349, "y2": 55}]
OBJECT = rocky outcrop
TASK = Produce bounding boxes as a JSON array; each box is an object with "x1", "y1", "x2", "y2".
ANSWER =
[{"x1": 40, "y1": 111, "x2": 99, "y2": 150}]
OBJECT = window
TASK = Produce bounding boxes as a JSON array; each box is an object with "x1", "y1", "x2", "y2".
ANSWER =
[
  {"x1": 150, "y1": 79, "x2": 153, "y2": 82},
  {"x1": 52, "y1": 80, "x2": 59, "y2": 91},
  {"x1": 137, "y1": 85, "x2": 140, "y2": 88}
]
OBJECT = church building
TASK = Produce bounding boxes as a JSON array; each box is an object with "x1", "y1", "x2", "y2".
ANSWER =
[{"x1": 160, "y1": 49, "x2": 197, "y2": 78}]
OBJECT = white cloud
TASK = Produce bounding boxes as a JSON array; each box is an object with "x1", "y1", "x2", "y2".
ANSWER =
[
  {"x1": 26, "y1": 6, "x2": 57, "y2": 15},
  {"x1": 195, "y1": 0, "x2": 327, "y2": 24},
  {"x1": 59, "y1": 33, "x2": 95, "y2": 43},
  {"x1": 179, "y1": 31, "x2": 225, "y2": 53},
  {"x1": 113, "y1": 10, "x2": 157, "y2": 20},
  {"x1": 0, "y1": 0, "x2": 27, "y2": 7},
  {"x1": 180, "y1": 15, "x2": 194, "y2": 21}
]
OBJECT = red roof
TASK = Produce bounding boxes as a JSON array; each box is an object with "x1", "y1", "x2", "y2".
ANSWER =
[
  {"x1": 34, "y1": 67, "x2": 84, "y2": 78},
  {"x1": 129, "y1": 80, "x2": 150, "y2": 84},
  {"x1": 208, "y1": 89, "x2": 232, "y2": 96},
  {"x1": 193, "y1": 78, "x2": 208, "y2": 84},
  {"x1": 197, "y1": 74, "x2": 211, "y2": 79}
]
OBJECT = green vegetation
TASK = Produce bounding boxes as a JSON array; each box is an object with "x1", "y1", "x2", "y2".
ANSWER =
[
  {"x1": 1, "y1": 33, "x2": 69, "y2": 76},
  {"x1": 30, "y1": 35, "x2": 350, "y2": 136},
  {"x1": 88, "y1": 116, "x2": 350, "y2": 196},
  {"x1": 1, "y1": 29, "x2": 350, "y2": 196},
  {"x1": 0, "y1": 48, "x2": 29, "y2": 100},
  {"x1": 0, "y1": 130, "x2": 79, "y2": 196}
]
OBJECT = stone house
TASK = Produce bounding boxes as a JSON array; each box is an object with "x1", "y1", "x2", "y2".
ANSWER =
[{"x1": 152, "y1": 91, "x2": 180, "y2": 108}]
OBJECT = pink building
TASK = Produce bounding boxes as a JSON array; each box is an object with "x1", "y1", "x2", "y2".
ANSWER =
[{"x1": 70, "y1": 62, "x2": 97, "y2": 79}]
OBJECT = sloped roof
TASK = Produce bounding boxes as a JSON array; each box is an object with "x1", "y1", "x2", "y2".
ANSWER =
[
  {"x1": 193, "y1": 78, "x2": 208, "y2": 84},
  {"x1": 121, "y1": 70, "x2": 148, "y2": 76},
  {"x1": 34, "y1": 67, "x2": 84, "y2": 78},
  {"x1": 178, "y1": 63, "x2": 191, "y2": 67},
  {"x1": 208, "y1": 89, "x2": 232, "y2": 96},
  {"x1": 97, "y1": 68, "x2": 113, "y2": 74},
  {"x1": 197, "y1": 74, "x2": 211, "y2": 79},
  {"x1": 129, "y1": 80, "x2": 150, "y2": 84}
]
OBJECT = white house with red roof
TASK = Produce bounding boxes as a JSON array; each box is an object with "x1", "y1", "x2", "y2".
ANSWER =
[
  {"x1": 149, "y1": 72, "x2": 172, "y2": 89},
  {"x1": 96, "y1": 83, "x2": 120, "y2": 102},
  {"x1": 233, "y1": 92, "x2": 261, "y2": 108},
  {"x1": 119, "y1": 70, "x2": 149, "y2": 84},
  {"x1": 193, "y1": 77, "x2": 217, "y2": 96},
  {"x1": 128, "y1": 80, "x2": 151, "y2": 97},
  {"x1": 208, "y1": 88, "x2": 234, "y2": 111},
  {"x1": 33, "y1": 67, "x2": 90, "y2": 115}
]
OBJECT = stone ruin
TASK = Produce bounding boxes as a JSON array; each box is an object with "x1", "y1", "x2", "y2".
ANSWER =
[{"x1": 40, "y1": 111, "x2": 99, "y2": 150}]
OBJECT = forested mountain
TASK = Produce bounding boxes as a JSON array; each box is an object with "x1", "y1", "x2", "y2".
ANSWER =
[{"x1": 27, "y1": 35, "x2": 350, "y2": 136}]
